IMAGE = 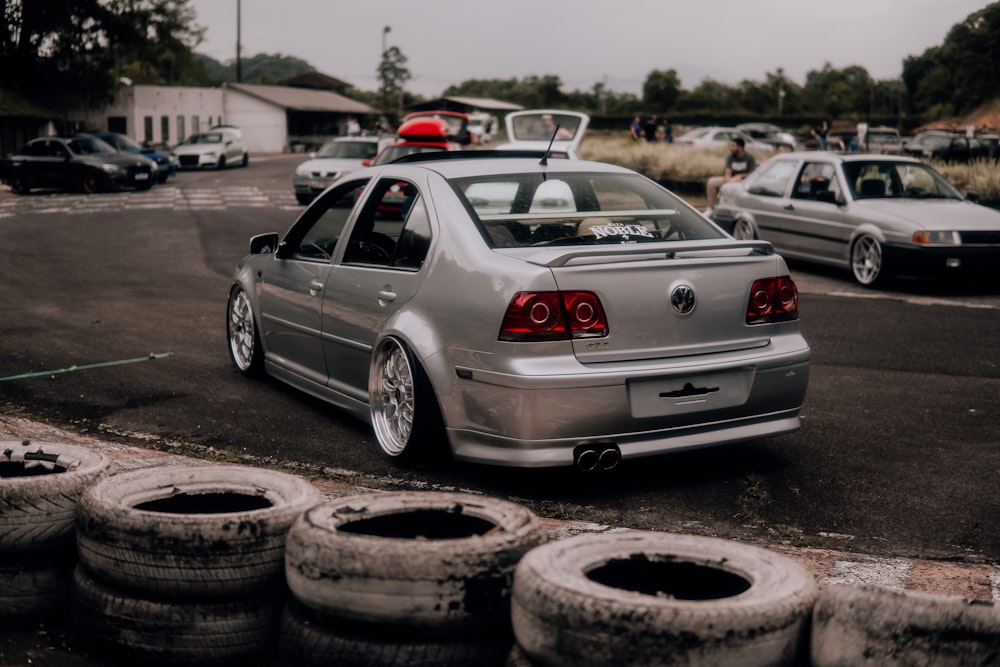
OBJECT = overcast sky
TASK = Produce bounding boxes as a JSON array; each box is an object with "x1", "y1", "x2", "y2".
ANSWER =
[{"x1": 188, "y1": 0, "x2": 991, "y2": 98}]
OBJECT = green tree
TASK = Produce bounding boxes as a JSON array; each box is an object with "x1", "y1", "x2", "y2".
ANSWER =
[
  {"x1": 642, "y1": 69, "x2": 681, "y2": 110},
  {"x1": 377, "y1": 45, "x2": 411, "y2": 113}
]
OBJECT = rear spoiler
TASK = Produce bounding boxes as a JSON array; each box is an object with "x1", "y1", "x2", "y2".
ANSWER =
[{"x1": 531, "y1": 240, "x2": 775, "y2": 267}]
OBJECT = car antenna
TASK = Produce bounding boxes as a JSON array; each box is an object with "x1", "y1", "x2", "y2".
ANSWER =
[{"x1": 539, "y1": 125, "x2": 560, "y2": 166}]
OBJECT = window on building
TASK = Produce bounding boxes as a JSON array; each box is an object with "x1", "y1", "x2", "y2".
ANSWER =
[
  {"x1": 192, "y1": 116, "x2": 200, "y2": 134},
  {"x1": 177, "y1": 115, "x2": 185, "y2": 142},
  {"x1": 161, "y1": 116, "x2": 170, "y2": 144},
  {"x1": 143, "y1": 116, "x2": 153, "y2": 144}
]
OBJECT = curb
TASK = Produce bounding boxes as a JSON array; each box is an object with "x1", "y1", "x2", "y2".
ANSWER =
[{"x1": 3, "y1": 414, "x2": 998, "y2": 605}]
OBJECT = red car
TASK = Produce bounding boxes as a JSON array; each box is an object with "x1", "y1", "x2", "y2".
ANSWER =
[{"x1": 369, "y1": 117, "x2": 462, "y2": 166}]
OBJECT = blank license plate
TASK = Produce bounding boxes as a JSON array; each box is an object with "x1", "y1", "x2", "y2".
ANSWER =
[{"x1": 628, "y1": 370, "x2": 753, "y2": 418}]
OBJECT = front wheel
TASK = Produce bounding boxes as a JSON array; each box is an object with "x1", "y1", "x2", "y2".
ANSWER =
[
  {"x1": 241, "y1": 153, "x2": 249, "y2": 167},
  {"x1": 732, "y1": 218, "x2": 756, "y2": 240},
  {"x1": 227, "y1": 286, "x2": 265, "y2": 376},
  {"x1": 369, "y1": 337, "x2": 445, "y2": 463},
  {"x1": 9, "y1": 175, "x2": 30, "y2": 194},
  {"x1": 217, "y1": 155, "x2": 227, "y2": 170},
  {"x1": 81, "y1": 171, "x2": 104, "y2": 194},
  {"x1": 850, "y1": 234, "x2": 886, "y2": 287}
]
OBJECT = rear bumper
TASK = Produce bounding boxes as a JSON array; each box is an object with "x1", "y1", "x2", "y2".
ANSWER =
[
  {"x1": 885, "y1": 244, "x2": 1000, "y2": 277},
  {"x1": 440, "y1": 336, "x2": 810, "y2": 468}
]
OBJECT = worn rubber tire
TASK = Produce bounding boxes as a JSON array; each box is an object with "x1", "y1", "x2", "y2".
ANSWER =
[
  {"x1": 285, "y1": 490, "x2": 548, "y2": 632},
  {"x1": 0, "y1": 440, "x2": 111, "y2": 554},
  {"x1": 810, "y1": 584, "x2": 1000, "y2": 666},
  {"x1": 511, "y1": 531, "x2": 818, "y2": 667},
  {"x1": 76, "y1": 464, "x2": 323, "y2": 597},
  {"x1": 0, "y1": 553, "x2": 76, "y2": 622},
  {"x1": 279, "y1": 598, "x2": 514, "y2": 667},
  {"x1": 71, "y1": 564, "x2": 283, "y2": 666}
]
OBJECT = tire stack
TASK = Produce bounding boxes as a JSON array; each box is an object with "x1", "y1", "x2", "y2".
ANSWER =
[
  {"x1": 71, "y1": 464, "x2": 324, "y2": 666},
  {"x1": 0, "y1": 440, "x2": 111, "y2": 624},
  {"x1": 281, "y1": 490, "x2": 549, "y2": 667},
  {"x1": 510, "y1": 531, "x2": 819, "y2": 667}
]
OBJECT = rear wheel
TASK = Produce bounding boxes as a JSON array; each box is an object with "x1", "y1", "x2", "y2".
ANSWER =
[
  {"x1": 732, "y1": 218, "x2": 756, "y2": 240},
  {"x1": 369, "y1": 337, "x2": 445, "y2": 463},
  {"x1": 9, "y1": 175, "x2": 30, "y2": 194},
  {"x1": 241, "y1": 152, "x2": 249, "y2": 167},
  {"x1": 850, "y1": 234, "x2": 886, "y2": 286}
]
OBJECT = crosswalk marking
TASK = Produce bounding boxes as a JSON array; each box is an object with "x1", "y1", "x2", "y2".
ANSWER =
[{"x1": 0, "y1": 185, "x2": 300, "y2": 215}]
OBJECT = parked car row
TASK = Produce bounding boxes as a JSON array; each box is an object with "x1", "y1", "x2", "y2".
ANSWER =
[{"x1": 1, "y1": 125, "x2": 250, "y2": 195}]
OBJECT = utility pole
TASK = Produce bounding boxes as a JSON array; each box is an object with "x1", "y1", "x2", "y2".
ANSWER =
[
  {"x1": 236, "y1": 0, "x2": 242, "y2": 82},
  {"x1": 381, "y1": 26, "x2": 391, "y2": 113}
]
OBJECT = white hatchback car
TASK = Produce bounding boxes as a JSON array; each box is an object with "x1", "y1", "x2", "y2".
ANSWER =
[
  {"x1": 497, "y1": 109, "x2": 590, "y2": 159},
  {"x1": 172, "y1": 128, "x2": 249, "y2": 170}
]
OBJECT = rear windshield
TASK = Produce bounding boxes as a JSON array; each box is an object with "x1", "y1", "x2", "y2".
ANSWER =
[{"x1": 451, "y1": 172, "x2": 725, "y2": 248}]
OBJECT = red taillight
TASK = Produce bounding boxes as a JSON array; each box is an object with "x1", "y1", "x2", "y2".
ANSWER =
[
  {"x1": 746, "y1": 276, "x2": 799, "y2": 324},
  {"x1": 499, "y1": 291, "x2": 608, "y2": 342}
]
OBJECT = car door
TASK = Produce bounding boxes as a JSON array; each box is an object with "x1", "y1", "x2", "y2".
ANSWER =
[
  {"x1": 321, "y1": 176, "x2": 433, "y2": 400},
  {"x1": 256, "y1": 179, "x2": 365, "y2": 385},
  {"x1": 739, "y1": 158, "x2": 800, "y2": 249},
  {"x1": 782, "y1": 161, "x2": 849, "y2": 262},
  {"x1": 37, "y1": 140, "x2": 74, "y2": 189}
]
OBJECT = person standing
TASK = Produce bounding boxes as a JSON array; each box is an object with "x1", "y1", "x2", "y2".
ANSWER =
[
  {"x1": 644, "y1": 115, "x2": 658, "y2": 142},
  {"x1": 704, "y1": 137, "x2": 757, "y2": 217},
  {"x1": 662, "y1": 117, "x2": 673, "y2": 143},
  {"x1": 811, "y1": 120, "x2": 830, "y2": 150},
  {"x1": 629, "y1": 116, "x2": 643, "y2": 141}
]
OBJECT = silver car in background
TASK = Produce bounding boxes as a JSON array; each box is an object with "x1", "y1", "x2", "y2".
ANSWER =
[
  {"x1": 713, "y1": 151, "x2": 1000, "y2": 286},
  {"x1": 292, "y1": 136, "x2": 381, "y2": 205},
  {"x1": 227, "y1": 152, "x2": 810, "y2": 469}
]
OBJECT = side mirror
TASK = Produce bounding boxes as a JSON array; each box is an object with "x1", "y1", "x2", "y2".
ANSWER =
[{"x1": 249, "y1": 232, "x2": 280, "y2": 255}]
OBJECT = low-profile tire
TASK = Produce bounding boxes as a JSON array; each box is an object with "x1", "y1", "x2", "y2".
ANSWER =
[
  {"x1": 81, "y1": 170, "x2": 104, "y2": 193},
  {"x1": 279, "y1": 599, "x2": 514, "y2": 667},
  {"x1": 810, "y1": 584, "x2": 1000, "y2": 666},
  {"x1": 217, "y1": 155, "x2": 227, "y2": 170},
  {"x1": 8, "y1": 174, "x2": 30, "y2": 194},
  {"x1": 71, "y1": 564, "x2": 283, "y2": 666},
  {"x1": 850, "y1": 234, "x2": 887, "y2": 286},
  {"x1": 285, "y1": 490, "x2": 548, "y2": 632},
  {"x1": 296, "y1": 193, "x2": 313, "y2": 205},
  {"x1": 76, "y1": 464, "x2": 323, "y2": 598},
  {"x1": 227, "y1": 285, "x2": 265, "y2": 376},
  {"x1": 512, "y1": 531, "x2": 818, "y2": 667},
  {"x1": 157, "y1": 172, "x2": 169, "y2": 184},
  {"x1": 368, "y1": 336, "x2": 447, "y2": 463},
  {"x1": 241, "y1": 152, "x2": 249, "y2": 167},
  {"x1": 0, "y1": 553, "x2": 76, "y2": 622},
  {"x1": 732, "y1": 218, "x2": 756, "y2": 240},
  {"x1": 0, "y1": 440, "x2": 111, "y2": 554}
]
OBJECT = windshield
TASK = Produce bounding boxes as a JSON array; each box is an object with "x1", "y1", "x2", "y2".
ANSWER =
[
  {"x1": 317, "y1": 140, "x2": 378, "y2": 159},
  {"x1": 913, "y1": 134, "x2": 952, "y2": 148},
  {"x1": 451, "y1": 172, "x2": 725, "y2": 248},
  {"x1": 184, "y1": 133, "x2": 224, "y2": 145},
  {"x1": 843, "y1": 161, "x2": 962, "y2": 200},
  {"x1": 67, "y1": 136, "x2": 117, "y2": 155},
  {"x1": 373, "y1": 144, "x2": 446, "y2": 166},
  {"x1": 103, "y1": 133, "x2": 143, "y2": 151}
]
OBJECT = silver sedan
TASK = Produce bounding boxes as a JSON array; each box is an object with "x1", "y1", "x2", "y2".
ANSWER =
[
  {"x1": 713, "y1": 152, "x2": 1000, "y2": 286},
  {"x1": 227, "y1": 153, "x2": 810, "y2": 469}
]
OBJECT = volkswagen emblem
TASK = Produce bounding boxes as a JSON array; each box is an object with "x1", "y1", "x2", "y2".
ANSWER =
[{"x1": 670, "y1": 284, "x2": 696, "y2": 315}]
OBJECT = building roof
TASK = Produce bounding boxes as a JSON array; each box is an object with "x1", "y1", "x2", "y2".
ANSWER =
[
  {"x1": 279, "y1": 72, "x2": 350, "y2": 92},
  {"x1": 224, "y1": 82, "x2": 378, "y2": 114},
  {"x1": 407, "y1": 96, "x2": 524, "y2": 113}
]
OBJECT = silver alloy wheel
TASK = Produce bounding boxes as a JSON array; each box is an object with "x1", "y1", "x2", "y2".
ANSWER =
[
  {"x1": 370, "y1": 338, "x2": 415, "y2": 457},
  {"x1": 851, "y1": 235, "x2": 883, "y2": 285},
  {"x1": 732, "y1": 219, "x2": 755, "y2": 240},
  {"x1": 228, "y1": 288, "x2": 256, "y2": 372}
]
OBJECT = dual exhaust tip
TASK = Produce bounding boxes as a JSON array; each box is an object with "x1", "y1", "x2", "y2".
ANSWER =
[{"x1": 574, "y1": 445, "x2": 621, "y2": 472}]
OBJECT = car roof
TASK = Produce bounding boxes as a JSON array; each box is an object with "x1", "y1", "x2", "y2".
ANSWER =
[
  {"x1": 770, "y1": 151, "x2": 922, "y2": 164},
  {"x1": 372, "y1": 153, "x2": 634, "y2": 180}
]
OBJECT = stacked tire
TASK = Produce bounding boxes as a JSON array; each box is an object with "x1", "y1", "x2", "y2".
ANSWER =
[
  {"x1": 72, "y1": 464, "x2": 323, "y2": 665},
  {"x1": 281, "y1": 490, "x2": 549, "y2": 667},
  {"x1": 0, "y1": 440, "x2": 111, "y2": 623},
  {"x1": 511, "y1": 531, "x2": 819, "y2": 667}
]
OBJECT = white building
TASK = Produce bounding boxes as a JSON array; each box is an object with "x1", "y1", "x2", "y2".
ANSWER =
[{"x1": 77, "y1": 81, "x2": 380, "y2": 153}]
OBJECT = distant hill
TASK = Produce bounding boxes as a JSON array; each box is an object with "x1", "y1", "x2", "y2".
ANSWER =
[{"x1": 194, "y1": 52, "x2": 316, "y2": 85}]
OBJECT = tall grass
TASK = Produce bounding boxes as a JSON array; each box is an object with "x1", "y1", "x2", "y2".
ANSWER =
[{"x1": 579, "y1": 132, "x2": 1000, "y2": 199}]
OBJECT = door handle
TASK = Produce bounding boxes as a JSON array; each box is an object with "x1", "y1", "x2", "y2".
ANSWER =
[
  {"x1": 783, "y1": 204, "x2": 794, "y2": 210},
  {"x1": 308, "y1": 280, "x2": 324, "y2": 296},
  {"x1": 377, "y1": 288, "x2": 397, "y2": 305}
]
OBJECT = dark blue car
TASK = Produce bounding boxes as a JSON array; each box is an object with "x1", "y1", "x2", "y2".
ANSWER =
[{"x1": 87, "y1": 132, "x2": 176, "y2": 183}]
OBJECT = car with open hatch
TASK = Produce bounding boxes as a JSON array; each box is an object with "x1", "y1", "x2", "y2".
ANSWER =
[
  {"x1": 293, "y1": 136, "x2": 383, "y2": 205},
  {"x1": 712, "y1": 151, "x2": 1000, "y2": 286},
  {"x1": 171, "y1": 128, "x2": 248, "y2": 170},
  {"x1": 497, "y1": 109, "x2": 590, "y2": 159},
  {"x1": 226, "y1": 150, "x2": 810, "y2": 470},
  {"x1": 0, "y1": 135, "x2": 156, "y2": 194}
]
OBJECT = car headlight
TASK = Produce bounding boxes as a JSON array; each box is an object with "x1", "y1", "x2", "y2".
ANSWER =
[
  {"x1": 101, "y1": 164, "x2": 122, "y2": 174},
  {"x1": 912, "y1": 230, "x2": 960, "y2": 245},
  {"x1": 295, "y1": 167, "x2": 312, "y2": 177}
]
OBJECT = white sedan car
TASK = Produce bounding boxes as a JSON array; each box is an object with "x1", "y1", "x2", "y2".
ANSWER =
[
  {"x1": 674, "y1": 126, "x2": 775, "y2": 155},
  {"x1": 172, "y1": 129, "x2": 248, "y2": 170},
  {"x1": 497, "y1": 109, "x2": 590, "y2": 159}
]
